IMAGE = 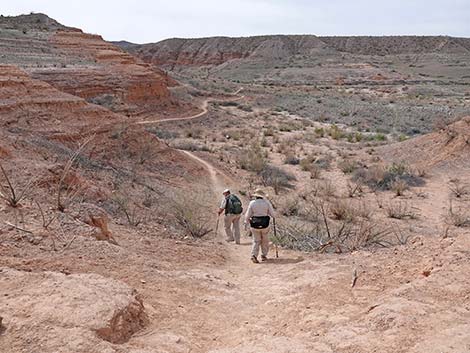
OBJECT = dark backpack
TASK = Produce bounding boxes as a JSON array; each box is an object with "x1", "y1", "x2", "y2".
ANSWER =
[{"x1": 226, "y1": 194, "x2": 243, "y2": 215}]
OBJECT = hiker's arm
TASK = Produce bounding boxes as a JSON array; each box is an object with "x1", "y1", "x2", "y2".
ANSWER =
[
  {"x1": 244, "y1": 203, "x2": 253, "y2": 224},
  {"x1": 218, "y1": 198, "x2": 226, "y2": 215}
]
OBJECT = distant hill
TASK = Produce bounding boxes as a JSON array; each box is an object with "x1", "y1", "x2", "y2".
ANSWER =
[{"x1": 115, "y1": 34, "x2": 470, "y2": 68}]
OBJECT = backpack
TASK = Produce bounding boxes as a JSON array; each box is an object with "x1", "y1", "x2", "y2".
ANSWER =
[{"x1": 226, "y1": 194, "x2": 243, "y2": 215}]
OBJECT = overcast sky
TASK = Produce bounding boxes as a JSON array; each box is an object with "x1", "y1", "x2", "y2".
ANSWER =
[{"x1": 2, "y1": 0, "x2": 469, "y2": 43}]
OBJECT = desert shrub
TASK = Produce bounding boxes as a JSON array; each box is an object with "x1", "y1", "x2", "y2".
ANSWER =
[
  {"x1": 445, "y1": 201, "x2": 470, "y2": 227},
  {"x1": 299, "y1": 155, "x2": 316, "y2": 171},
  {"x1": 284, "y1": 153, "x2": 300, "y2": 165},
  {"x1": 314, "y1": 127, "x2": 325, "y2": 137},
  {"x1": 274, "y1": 212, "x2": 393, "y2": 253},
  {"x1": 238, "y1": 143, "x2": 268, "y2": 173},
  {"x1": 314, "y1": 155, "x2": 332, "y2": 170},
  {"x1": 279, "y1": 197, "x2": 302, "y2": 217},
  {"x1": 167, "y1": 190, "x2": 212, "y2": 238},
  {"x1": 385, "y1": 201, "x2": 418, "y2": 219},
  {"x1": 309, "y1": 180, "x2": 336, "y2": 198},
  {"x1": 328, "y1": 125, "x2": 345, "y2": 140},
  {"x1": 346, "y1": 181, "x2": 363, "y2": 198},
  {"x1": 339, "y1": 159, "x2": 359, "y2": 174},
  {"x1": 353, "y1": 163, "x2": 424, "y2": 191},
  {"x1": 448, "y1": 179, "x2": 469, "y2": 198},
  {"x1": 308, "y1": 165, "x2": 322, "y2": 179},
  {"x1": 279, "y1": 121, "x2": 302, "y2": 132},
  {"x1": 147, "y1": 128, "x2": 179, "y2": 140},
  {"x1": 329, "y1": 199, "x2": 356, "y2": 221},
  {"x1": 238, "y1": 104, "x2": 253, "y2": 112},
  {"x1": 217, "y1": 101, "x2": 239, "y2": 107},
  {"x1": 259, "y1": 165, "x2": 296, "y2": 194},
  {"x1": 391, "y1": 179, "x2": 409, "y2": 196},
  {"x1": 170, "y1": 140, "x2": 210, "y2": 152},
  {"x1": 112, "y1": 192, "x2": 146, "y2": 227},
  {"x1": 264, "y1": 127, "x2": 276, "y2": 137},
  {"x1": 185, "y1": 128, "x2": 203, "y2": 139}
]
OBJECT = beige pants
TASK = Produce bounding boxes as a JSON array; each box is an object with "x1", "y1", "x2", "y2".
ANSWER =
[
  {"x1": 224, "y1": 214, "x2": 241, "y2": 243},
  {"x1": 251, "y1": 227, "x2": 270, "y2": 258}
]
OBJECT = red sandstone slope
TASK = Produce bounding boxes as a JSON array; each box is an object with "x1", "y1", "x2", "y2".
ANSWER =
[
  {"x1": 0, "y1": 13, "x2": 187, "y2": 119},
  {"x1": 0, "y1": 64, "x2": 201, "y2": 215}
]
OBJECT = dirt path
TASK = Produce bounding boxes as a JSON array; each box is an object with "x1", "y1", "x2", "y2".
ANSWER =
[
  {"x1": 135, "y1": 87, "x2": 244, "y2": 125},
  {"x1": 135, "y1": 148, "x2": 336, "y2": 352}
]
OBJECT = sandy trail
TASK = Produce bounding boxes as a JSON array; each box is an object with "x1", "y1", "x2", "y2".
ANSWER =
[{"x1": 135, "y1": 87, "x2": 244, "y2": 125}]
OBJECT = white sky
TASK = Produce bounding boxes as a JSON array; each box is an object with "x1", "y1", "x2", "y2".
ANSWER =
[{"x1": 2, "y1": 0, "x2": 469, "y2": 43}]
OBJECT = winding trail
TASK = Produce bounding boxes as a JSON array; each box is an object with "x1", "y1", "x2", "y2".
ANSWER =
[{"x1": 135, "y1": 87, "x2": 244, "y2": 125}]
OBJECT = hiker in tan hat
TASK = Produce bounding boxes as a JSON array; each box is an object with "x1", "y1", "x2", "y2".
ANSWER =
[
  {"x1": 244, "y1": 189, "x2": 275, "y2": 263},
  {"x1": 218, "y1": 189, "x2": 243, "y2": 244}
]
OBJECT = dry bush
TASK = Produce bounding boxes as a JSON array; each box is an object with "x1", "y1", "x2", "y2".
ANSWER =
[
  {"x1": 112, "y1": 192, "x2": 147, "y2": 227},
  {"x1": 445, "y1": 201, "x2": 470, "y2": 227},
  {"x1": 385, "y1": 201, "x2": 418, "y2": 220},
  {"x1": 310, "y1": 180, "x2": 336, "y2": 199},
  {"x1": 56, "y1": 136, "x2": 94, "y2": 212},
  {"x1": 391, "y1": 179, "x2": 409, "y2": 196},
  {"x1": 238, "y1": 143, "x2": 268, "y2": 173},
  {"x1": 353, "y1": 162, "x2": 424, "y2": 191},
  {"x1": 260, "y1": 165, "x2": 296, "y2": 194},
  {"x1": 338, "y1": 159, "x2": 359, "y2": 174},
  {"x1": 0, "y1": 163, "x2": 35, "y2": 208},
  {"x1": 279, "y1": 196, "x2": 302, "y2": 217},
  {"x1": 275, "y1": 207, "x2": 394, "y2": 253},
  {"x1": 448, "y1": 179, "x2": 469, "y2": 199},
  {"x1": 329, "y1": 199, "x2": 356, "y2": 221},
  {"x1": 167, "y1": 190, "x2": 212, "y2": 238},
  {"x1": 170, "y1": 139, "x2": 210, "y2": 152},
  {"x1": 284, "y1": 153, "x2": 300, "y2": 165},
  {"x1": 346, "y1": 181, "x2": 363, "y2": 198}
]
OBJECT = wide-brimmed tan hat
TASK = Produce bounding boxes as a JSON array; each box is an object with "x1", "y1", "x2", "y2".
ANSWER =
[
  {"x1": 222, "y1": 189, "x2": 230, "y2": 194},
  {"x1": 252, "y1": 189, "x2": 266, "y2": 198}
]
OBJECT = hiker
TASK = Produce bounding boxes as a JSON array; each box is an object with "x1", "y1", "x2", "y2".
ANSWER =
[
  {"x1": 244, "y1": 189, "x2": 275, "y2": 263},
  {"x1": 218, "y1": 189, "x2": 243, "y2": 244}
]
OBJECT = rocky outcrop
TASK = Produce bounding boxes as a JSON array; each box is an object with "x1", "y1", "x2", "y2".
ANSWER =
[
  {"x1": 121, "y1": 35, "x2": 470, "y2": 68},
  {"x1": 0, "y1": 268, "x2": 148, "y2": 352},
  {"x1": 320, "y1": 35, "x2": 470, "y2": 56},
  {"x1": 0, "y1": 14, "x2": 181, "y2": 118},
  {"x1": 127, "y1": 35, "x2": 329, "y2": 68},
  {"x1": 0, "y1": 64, "x2": 118, "y2": 132}
]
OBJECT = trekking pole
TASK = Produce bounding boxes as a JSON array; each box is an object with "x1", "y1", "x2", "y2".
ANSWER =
[
  {"x1": 273, "y1": 217, "x2": 279, "y2": 258},
  {"x1": 215, "y1": 214, "x2": 220, "y2": 235}
]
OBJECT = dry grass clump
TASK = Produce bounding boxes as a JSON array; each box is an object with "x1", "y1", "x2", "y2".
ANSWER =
[
  {"x1": 166, "y1": 189, "x2": 212, "y2": 238},
  {"x1": 238, "y1": 143, "x2": 268, "y2": 173},
  {"x1": 448, "y1": 179, "x2": 469, "y2": 199},
  {"x1": 385, "y1": 201, "x2": 418, "y2": 220},
  {"x1": 338, "y1": 159, "x2": 359, "y2": 174},
  {"x1": 445, "y1": 201, "x2": 470, "y2": 227}
]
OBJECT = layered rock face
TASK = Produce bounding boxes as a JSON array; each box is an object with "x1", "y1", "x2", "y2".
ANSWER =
[
  {"x1": 126, "y1": 35, "x2": 330, "y2": 68},
  {"x1": 122, "y1": 35, "x2": 470, "y2": 68},
  {"x1": 0, "y1": 13, "x2": 177, "y2": 118}
]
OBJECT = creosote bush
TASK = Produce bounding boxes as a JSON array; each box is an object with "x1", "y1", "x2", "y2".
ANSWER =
[{"x1": 353, "y1": 162, "x2": 424, "y2": 191}]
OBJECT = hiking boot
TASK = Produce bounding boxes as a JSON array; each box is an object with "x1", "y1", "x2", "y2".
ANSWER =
[
  {"x1": 225, "y1": 238, "x2": 234, "y2": 243},
  {"x1": 261, "y1": 255, "x2": 268, "y2": 262},
  {"x1": 251, "y1": 256, "x2": 259, "y2": 264}
]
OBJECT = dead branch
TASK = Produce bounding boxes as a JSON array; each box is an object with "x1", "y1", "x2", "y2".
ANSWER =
[
  {"x1": 4, "y1": 221, "x2": 33, "y2": 234},
  {"x1": 57, "y1": 135, "x2": 94, "y2": 212},
  {"x1": 351, "y1": 268, "x2": 358, "y2": 288}
]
